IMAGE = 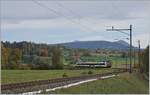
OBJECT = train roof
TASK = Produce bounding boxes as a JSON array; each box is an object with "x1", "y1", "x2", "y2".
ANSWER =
[{"x1": 76, "y1": 61, "x2": 107, "y2": 65}]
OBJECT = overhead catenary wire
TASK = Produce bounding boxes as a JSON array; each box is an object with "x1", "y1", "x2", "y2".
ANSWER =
[
  {"x1": 55, "y1": 1, "x2": 102, "y2": 33},
  {"x1": 55, "y1": 1, "x2": 92, "y2": 24},
  {"x1": 107, "y1": 1, "x2": 131, "y2": 39},
  {"x1": 55, "y1": 0, "x2": 82, "y2": 20},
  {"x1": 32, "y1": 0, "x2": 98, "y2": 33}
]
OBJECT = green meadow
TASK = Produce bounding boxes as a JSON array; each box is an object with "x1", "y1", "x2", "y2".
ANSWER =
[
  {"x1": 1, "y1": 68, "x2": 113, "y2": 84},
  {"x1": 45, "y1": 72, "x2": 149, "y2": 94}
]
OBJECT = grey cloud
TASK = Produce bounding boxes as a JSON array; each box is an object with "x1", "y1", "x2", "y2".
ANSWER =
[{"x1": 1, "y1": 0, "x2": 150, "y2": 22}]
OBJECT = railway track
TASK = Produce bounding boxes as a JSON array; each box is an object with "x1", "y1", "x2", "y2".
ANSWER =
[{"x1": 1, "y1": 68, "x2": 127, "y2": 94}]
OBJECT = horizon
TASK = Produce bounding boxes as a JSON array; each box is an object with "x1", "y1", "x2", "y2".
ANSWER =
[
  {"x1": 1, "y1": 39, "x2": 128, "y2": 44},
  {"x1": 1, "y1": 0, "x2": 150, "y2": 48},
  {"x1": 2, "y1": 39, "x2": 144, "y2": 49}
]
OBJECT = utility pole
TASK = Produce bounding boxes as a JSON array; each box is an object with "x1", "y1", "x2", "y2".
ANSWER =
[
  {"x1": 126, "y1": 52, "x2": 128, "y2": 71},
  {"x1": 138, "y1": 40, "x2": 141, "y2": 72},
  {"x1": 129, "y1": 25, "x2": 132, "y2": 73},
  {"x1": 133, "y1": 48, "x2": 136, "y2": 68},
  {"x1": 106, "y1": 24, "x2": 133, "y2": 73}
]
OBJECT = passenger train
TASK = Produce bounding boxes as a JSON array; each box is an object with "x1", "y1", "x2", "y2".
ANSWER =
[{"x1": 75, "y1": 60, "x2": 112, "y2": 68}]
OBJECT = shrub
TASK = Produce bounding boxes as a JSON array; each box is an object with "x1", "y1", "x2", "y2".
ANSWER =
[
  {"x1": 62, "y1": 73, "x2": 68, "y2": 77},
  {"x1": 19, "y1": 64, "x2": 31, "y2": 70},
  {"x1": 82, "y1": 51, "x2": 91, "y2": 56},
  {"x1": 32, "y1": 56, "x2": 51, "y2": 70},
  {"x1": 88, "y1": 70, "x2": 93, "y2": 74}
]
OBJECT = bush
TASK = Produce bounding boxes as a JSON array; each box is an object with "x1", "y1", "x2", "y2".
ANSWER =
[
  {"x1": 19, "y1": 64, "x2": 31, "y2": 70},
  {"x1": 32, "y1": 56, "x2": 51, "y2": 70},
  {"x1": 7, "y1": 61, "x2": 20, "y2": 69},
  {"x1": 88, "y1": 70, "x2": 93, "y2": 74},
  {"x1": 62, "y1": 73, "x2": 68, "y2": 77},
  {"x1": 82, "y1": 51, "x2": 91, "y2": 56}
]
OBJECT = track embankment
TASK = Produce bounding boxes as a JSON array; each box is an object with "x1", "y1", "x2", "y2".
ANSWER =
[{"x1": 1, "y1": 68, "x2": 127, "y2": 94}]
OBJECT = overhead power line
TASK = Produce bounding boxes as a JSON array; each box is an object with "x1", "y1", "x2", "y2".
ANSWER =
[
  {"x1": 106, "y1": 25, "x2": 133, "y2": 73},
  {"x1": 32, "y1": 0, "x2": 97, "y2": 33},
  {"x1": 106, "y1": 27, "x2": 130, "y2": 36},
  {"x1": 55, "y1": 1, "x2": 99, "y2": 31},
  {"x1": 55, "y1": 1, "x2": 82, "y2": 19}
]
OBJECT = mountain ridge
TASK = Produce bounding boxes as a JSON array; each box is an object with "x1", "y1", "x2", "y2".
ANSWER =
[{"x1": 59, "y1": 40, "x2": 131, "y2": 50}]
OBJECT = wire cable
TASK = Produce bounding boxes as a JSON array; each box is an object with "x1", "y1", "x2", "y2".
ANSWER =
[
  {"x1": 32, "y1": 0, "x2": 98, "y2": 33},
  {"x1": 55, "y1": 1, "x2": 103, "y2": 32}
]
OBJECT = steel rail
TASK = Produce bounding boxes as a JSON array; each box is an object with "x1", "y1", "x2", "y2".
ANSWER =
[{"x1": 1, "y1": 68, "x2": 127, "y2": 94}]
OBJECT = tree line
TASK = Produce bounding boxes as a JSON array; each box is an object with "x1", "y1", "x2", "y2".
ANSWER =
[
  {"x1": 1, "y1": 41, "x2": 64, "y2": 69},
  {"x1": 1, "y1": 41, "x2": 149, "y2": 73},
  {"x1": 140, "y1": 46, "x2": 149, "y2": 76}
]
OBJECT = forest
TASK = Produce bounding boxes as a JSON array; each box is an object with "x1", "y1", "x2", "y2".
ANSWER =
[
  {"x1": 1, "y1": 41, "x2": 68, "y2": 69},
  {"x1": 1, "y1": 41, "x2": 149, "y2": 76}
]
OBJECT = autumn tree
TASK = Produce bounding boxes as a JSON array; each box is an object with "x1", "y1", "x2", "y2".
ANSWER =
[
  {"x1": 1, "y1": 44, "x2": 9, "y2": 69},
  {"x1": 73, "y1": 50, "x2": 80, "y2": 63},
  {"x1": 39, "y1": 48, "x2": 48, "y2": 56},
  {"x1": 9, "y1": 48, "x2": 22, "y2": 69},
  {"x1": 82, "y1": 51, "x2": 91, "y2": 56},
  {"x1": 141, "y1": 46, "x2": 149, "y2": 75},
  {"x1": 52, "y1": 46, "x2": 63, "y2": 69}
]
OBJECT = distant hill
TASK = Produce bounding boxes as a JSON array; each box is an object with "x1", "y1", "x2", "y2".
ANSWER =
[
  {"x1": 115, "y1": 40, "x2": 130, "y2": 47},
  {"x1": 1, "y1": 40, "x2": 137, "y2": 50},
  {"x1": 59, "y1": 40, "x2": 131, "y2": 50}
]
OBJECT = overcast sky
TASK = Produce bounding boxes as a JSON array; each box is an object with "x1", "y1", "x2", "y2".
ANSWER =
[{"x1": 1, "y1": 0, "x2": 150, "y2": 48}]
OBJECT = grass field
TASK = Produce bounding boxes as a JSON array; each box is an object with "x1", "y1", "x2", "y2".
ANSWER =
[
  {"x1": 1, "y1": 68, "x2": 114, "y2": 84},
  {"x1": 46, "y1": 72, "x2": 149, "y2": 94}
]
